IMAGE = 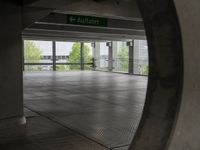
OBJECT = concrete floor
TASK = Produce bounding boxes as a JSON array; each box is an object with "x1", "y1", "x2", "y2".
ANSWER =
[{"x1": 1, "y1": 71, "x2": 147, "y2": 150}]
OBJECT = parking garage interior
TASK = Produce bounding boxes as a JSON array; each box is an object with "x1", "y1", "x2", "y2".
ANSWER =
[
  {"x1": 0, "y1": 1, "x2": 150, "y2": 150},
  {"x1": 1, "y1": 0, "x2": 200, "y2": 150},
  {"x1": 21, "y1": 37, "x2": 149, "y2": 150},
  {"x1": 21, "y1": 13, "x2": 149, "y2": 149}
]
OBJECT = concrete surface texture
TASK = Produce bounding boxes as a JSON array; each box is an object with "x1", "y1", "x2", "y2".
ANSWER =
[
  {"x1": 0, "y1": 0, "x2": 200, "y2": 150},
  {"x1": 168, "y1": 0, "x2": 200, "y2": 150},
  {"x1": 129, "y1": 0, "x2": 183, "y2": 149},
  {"x1": 0, "y1": 2, "x2": 23, "y2": 120},
  {"x1": 129, "y1": 0, "x2": 200, "y2": 150},
  {"x1": 0, "y1": 1, "x2": 24, "y2": 139},
  {"x1": 19, "y1": 71, "x2": 147, "y2": 150}
]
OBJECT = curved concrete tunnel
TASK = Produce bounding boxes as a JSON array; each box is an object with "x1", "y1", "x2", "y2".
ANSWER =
[
  {"x1": 0, "y1": 0, "x2": 200, "y2": 150},
  {"x1": 129, "y1": 0, "x2": 200, "y2": 150}
]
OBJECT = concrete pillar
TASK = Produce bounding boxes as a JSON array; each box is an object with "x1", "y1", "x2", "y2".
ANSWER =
[
  {"x1": 22, "y1": 40, "x2": 25, "y2": 71},
  {"x1": 0, "y1": 1, "x2": 26, "y2": 141},
  {"x1": 93, "y1": 42, "x2": 100, "y2": 69},
  {"x1": 127, "y1": 41, "x2": 134, "y2": 74},
  {"x1": 52, "y1": 41, "x2": 56, "y2": 71},
  {"x1": 80, "y1": 42, "x2": 84, "y2": 70},
  {"x1": 133, "y1": 40, "x2": 140, "y2": 74},
  {"x1": 112, "y1": 41, "x2": 118, "y2": 71},
  {"x1": 107, "y1": 42, "x2": 113, "y2": 72}
]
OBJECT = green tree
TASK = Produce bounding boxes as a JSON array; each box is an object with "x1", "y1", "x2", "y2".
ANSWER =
[
  {"x1": 142, "y1": 64, "x2": 149, "y2": 75},
  {"x1": 68, "y1": 43, "x2": 92, "y2": 70},
  {"x1": 24, "y1": 40, "x2": 42, "y2": 71},
  {"x1": 116, "y1": 45, "x2": 129, "y2": 72},
  {"x1": 56, "y1": 65, "x2": 70, "y2": 71},
  {"x1": 116, "y1": 46, "x2": 149, "y2": 75}
]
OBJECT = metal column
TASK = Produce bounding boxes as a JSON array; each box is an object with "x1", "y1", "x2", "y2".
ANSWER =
[
  {"x1": 107, "y1": 42, "x2": 113, "y2": 72},
  {"x1": 52, "y1": 41, "x2": 56, "y2": 71},
  {"x1": 127, "y1": 41, "x2": 134, "y2": 74},
  {"x1": 80, "y1": 42, "x2": 84, "y2": 70}
]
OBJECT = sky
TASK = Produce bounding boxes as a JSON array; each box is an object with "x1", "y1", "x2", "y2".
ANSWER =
[
  {"x1": 30, "y1": 40, "x2": 148, "y2": 59},
  {"x1": 32, "y1": 41, "x2": 93, "y2": 56}
]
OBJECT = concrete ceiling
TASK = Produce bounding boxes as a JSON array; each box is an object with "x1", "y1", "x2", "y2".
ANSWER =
[
  {"x1": 23, "y1": 0, "x2": 141, "y2": 21},
  {"x1": 22, "y1": 0, "x2": 145, "y2": 41}
]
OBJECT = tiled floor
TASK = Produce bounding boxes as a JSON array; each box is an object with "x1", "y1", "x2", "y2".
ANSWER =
[
  {"x1": 0, "y1": 115, "x2": 108, "y2": 150},
  {"x1": 4, "y1": 71, "x2": 147, "y2": 150}
]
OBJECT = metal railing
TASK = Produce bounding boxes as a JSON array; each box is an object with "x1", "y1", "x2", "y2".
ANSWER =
[
  {"x1": 24, "y1": 62, "x2": 94, "y2": 71},
  {"x1": 113, "y1": 58, "x2": 129, "y2": 73},
  {"x1": 133, "y1": 59, "x2": 149, "y2": 75},
  {"x1": 94, "y1": 58, "x2": 148, "y2": 76}
]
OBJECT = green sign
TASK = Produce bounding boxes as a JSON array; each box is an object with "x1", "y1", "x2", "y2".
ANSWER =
[{"x1": 67, "y1": 14, "x2": 108, "y2": 27}]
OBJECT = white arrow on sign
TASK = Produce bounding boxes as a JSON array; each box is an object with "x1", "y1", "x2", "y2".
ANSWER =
[{"x1": 70, "y1": 16, "x2": 76, "y2": 22}]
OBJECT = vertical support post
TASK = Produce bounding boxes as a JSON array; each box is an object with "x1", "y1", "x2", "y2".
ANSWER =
[
  {"x1": 112, "y1": 41, "x2": 118, "y2": 72},
  {"x1": 134, "y1": 40, "x2": 140, "y2": 75},
  {"x1": 107, "y1": 42, "x2": 113, "y2": 72},
  {"x1": 52, "y1": 41, "x2": 56, "y2": 71},
  {"x1": 91, "y1": 42, "x2": 96, "y2": 70},
  {"x1": 128, "y1": 40, "x2": 134, "y2": 74},
  {"x1": 22, "y1": 40, "x2": 25, "y2": 71},
  {"x1": 80, "y1": 42, "x2": 84, "y2": 70},
  {"x1": 93, "y1": 42, "x2": 100, "y2": 70},
  {"x1": 0, "y1": 2, "x2": 26, "y2": 139}
]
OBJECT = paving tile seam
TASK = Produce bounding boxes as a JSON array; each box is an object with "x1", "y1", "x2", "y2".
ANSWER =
[
  {"x1": 24, "y1": 96, "x2": 145, "y2": 108},
  {"x1": 24, "y1": 71, "x2": 147, "y2": 150},
  {"x1": 24, "y1": 88, "x2": 145, "y2": 95},
  {"x1": 84, "y1": 96, "x2": 130, "y2": 107},
  {"x1": 110, "y1": 144, "x2": 130, "y2": 149},
  {"x1": 83, "y1": 95, "x2": 145, "y2": 108},
  {"x1": 24, "y1": 105, "x2": 131, "y2": 118},
  {"x1": 24, "y1": 100, "x2": 143, "y2": 116},
  {"x1": 24, "y1": 106, "x2": 110, "y2": 150},
  {"x1": 24, "y1": 96, "x2": 121, "y2": 107}
]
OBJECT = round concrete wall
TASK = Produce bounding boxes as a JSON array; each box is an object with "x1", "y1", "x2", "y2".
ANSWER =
[
  {"x1": 129, "y1": 0, "x2": 200, "y2": 150},
  {"x1": 21, "y1": 0, "x2": 200, "y2": 149}
]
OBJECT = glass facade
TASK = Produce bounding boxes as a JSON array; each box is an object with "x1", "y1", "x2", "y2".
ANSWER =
[
  {"x1": 113, "y1": 41, "x2": 129, "y2": 73},
  {"x1": 24, "y1": 40, "x2": 94, "y2": 71},
  {"x1": 134, "y1": 40, "x2": 149, "y2": 75},
  {"x1": 95, "y1": 42, "x2": 109, "y2": 71},
  {"x1": 24, "y1": 65, "x2": 53, "y2": 71},
  {"x1": 23, "y1": 39, "x2": 148, "y2": 76},
  {"x1": 84, "y1": 43, "x2": 93, "y2": 70},
  {"x1": 24, "y1": 40, "x2": 53, "y2": 71},
  {"x1": 55, "y1": 41, "x2": 81, "y2": 70}
]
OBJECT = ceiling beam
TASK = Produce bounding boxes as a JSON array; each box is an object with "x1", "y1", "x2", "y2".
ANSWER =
[
  {"x1": 22, "y1": 0, "x2": 141, "y2": 21},
  {"x1": 25, "y1": 22, "x2": 145, "y2": 36},
  {"x1": 22, "y1": 29, "x2": 146, "y2": 42},
  {"x1": 22, "y1": 7, "x2": 52, "y2": 29},
  {"x1": 33, "y1": 13, "x2": 144, "y2": 31}
]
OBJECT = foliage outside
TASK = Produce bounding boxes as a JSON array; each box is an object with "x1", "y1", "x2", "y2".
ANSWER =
[
  {"x1": 24, "y1": 41, "x2": 93, "y2": 71},
  {"x1": 141, "y1": 64, "x2": 149, "y2": 75},
  {"x1": 67, "y1": 42, "x2": 92, "y2": 70},
  {"x1": 24, "y1": 40, "x2": 148, "y2": 74},
  {"x1": 115, "y1": 45, "x2": 129, "y2": 72},
  {"x1": 115, "y1": 45, "x2": 149, "y2": 75},
  {"x1": 24, "y1": 40, "x2": 42, "y2": 71}
]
